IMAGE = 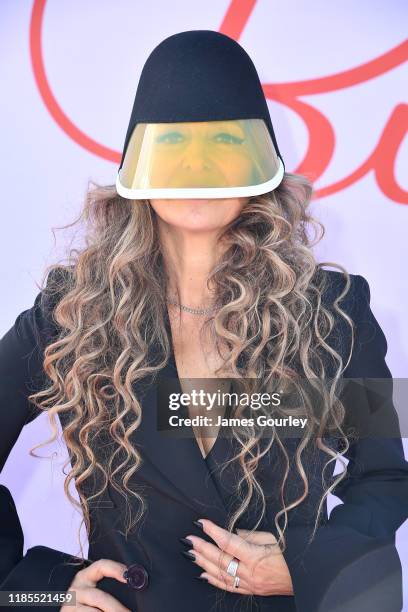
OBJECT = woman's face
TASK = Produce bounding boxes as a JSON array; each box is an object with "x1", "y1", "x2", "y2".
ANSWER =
[
  {"x1": 148, "y1": 122, "x2": 256, "y2": 189},
  {"x1": 149, "y1": 197, "x2": 249, "y2": 232}
]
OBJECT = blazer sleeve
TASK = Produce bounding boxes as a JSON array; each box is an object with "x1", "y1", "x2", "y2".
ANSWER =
[
  {"x1": 0, "y1": 269, "x2": 92, "y2": 605},
  {"x1": 281, "y1": 274, "x2": 408, "y2": 612}
]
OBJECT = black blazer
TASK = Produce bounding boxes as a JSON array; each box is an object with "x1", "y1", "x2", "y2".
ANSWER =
[{"x1": 0, "y1": 268, "x2": 407, "y2": 612}]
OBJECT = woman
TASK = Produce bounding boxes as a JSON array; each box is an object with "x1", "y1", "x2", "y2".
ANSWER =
[{"x1": 0, "y1": 30, "x2": 407, "y2": 612}]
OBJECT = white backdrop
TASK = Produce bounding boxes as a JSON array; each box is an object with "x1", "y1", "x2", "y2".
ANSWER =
[{"x1": 1, "y1": 0, "x2": 407, "y2": 607}]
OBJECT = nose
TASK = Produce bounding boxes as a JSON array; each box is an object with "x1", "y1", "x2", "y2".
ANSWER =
[
  {"x1": 182, "y1": 140, "x2": 211, "y2": 172},
  {"x1": 123, "y1": 563, "x2": 149, "y2": 590}
]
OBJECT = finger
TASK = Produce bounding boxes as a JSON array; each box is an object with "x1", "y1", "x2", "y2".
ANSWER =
[
  {"x1": 189, "y1": 548, "x2": 252, "y2": 591},
  {"x1": 236, "y1": 528, "x2": 278, "y2": 546},
  {"x1": 61, "y1": 606, "x2": 102, "y2": 612},
  {"x1": 75, "y1": 586, "x2": 130, "y2": 612},
  {"x1": 61, "y1": 607, "x2": 102, "y2": 612},
  {"x1": 185, "y1": 536, "x2": 252, "y2": 583},
  {"x1": 200, "y1": 572, "x2": 253, "y2": 595},
  {"x1": 73, "y1": 558, "x2": 128, "y2": 587},
  {"x1": 196, "y1": 519, "x2": 252, "y2": 561}
]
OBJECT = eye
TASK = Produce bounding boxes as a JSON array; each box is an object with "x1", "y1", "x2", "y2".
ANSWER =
[
  {"x1": 213, "y1": 132, "x2": 244, "y2": 145},
  {"x1": 155, "y1": 131, "x2": 185, "y2": 144}
]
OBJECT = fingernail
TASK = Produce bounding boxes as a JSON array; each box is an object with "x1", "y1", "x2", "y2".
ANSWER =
[
  {"x1": 179, "y1": 537, "x2": 193, "y2": 547},
  {"x1": 193, "y1": 520, "x2": 204, "y2": 530},
  {"x1": 181, "y1": 550, "x2": 196, "y2": 561},
  {"x1": 194, "y1": 575, "x2": 208, "y2": 582}
]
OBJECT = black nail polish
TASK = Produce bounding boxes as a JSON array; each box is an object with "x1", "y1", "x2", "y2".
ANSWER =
[
  {"x1": 193, "y1": 520, "x2": 204, "y2": 530},
  {"x1": 194, "y1": 575, "x2": 207, "y2": 582},
  {"x1": 179, "y1": 537, "x2": 193, "y2": 547},
  {"x1": 181, "y1": 550, "x2": 196, "y2": 561}
]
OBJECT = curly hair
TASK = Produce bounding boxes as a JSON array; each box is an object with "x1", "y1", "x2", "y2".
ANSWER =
[{"x1": 27, "y1": 171, "x2": 355, "y2": 589}]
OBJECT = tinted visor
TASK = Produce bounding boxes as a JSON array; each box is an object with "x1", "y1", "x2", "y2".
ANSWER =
[{"x1": 116, "y1": 119, "x2": 284, "y2": 199}]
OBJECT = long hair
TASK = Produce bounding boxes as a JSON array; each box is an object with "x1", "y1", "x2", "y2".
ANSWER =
[{"x1": 28, "y1": 172, "x2": 355, "y2": 586}]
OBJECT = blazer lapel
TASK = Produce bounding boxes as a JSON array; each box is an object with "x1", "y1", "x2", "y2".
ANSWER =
[{"x1": 128, "y1": 312, "x2": 231, "y2": 527}]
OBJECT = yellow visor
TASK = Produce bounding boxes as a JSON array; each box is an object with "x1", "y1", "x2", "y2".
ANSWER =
[{"x1": 116, "y1": 119, "x2": 284, "y2": 199}]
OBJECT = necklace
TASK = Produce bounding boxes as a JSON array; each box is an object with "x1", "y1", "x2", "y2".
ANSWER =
[{"x1": 166, "y1": 296, "x2": 219, "y2": 316}]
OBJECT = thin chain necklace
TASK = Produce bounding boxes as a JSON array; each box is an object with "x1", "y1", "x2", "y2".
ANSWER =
[{"x1": 166, "y1": 295, "x2": 219, "y2": 316}]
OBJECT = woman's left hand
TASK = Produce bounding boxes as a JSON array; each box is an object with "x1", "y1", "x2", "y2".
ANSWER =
[{"x1": 183, "y1": 519, "x2": 294, "y2": 596}]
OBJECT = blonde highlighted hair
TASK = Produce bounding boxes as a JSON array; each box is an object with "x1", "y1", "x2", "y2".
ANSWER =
[{"x1": 28, "y1": 172, "x2": 355, "y2": 597}]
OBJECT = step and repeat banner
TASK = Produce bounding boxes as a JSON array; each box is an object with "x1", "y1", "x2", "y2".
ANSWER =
[{"x1": 1, "y1": 0, "x2": 407, "y2": 607}]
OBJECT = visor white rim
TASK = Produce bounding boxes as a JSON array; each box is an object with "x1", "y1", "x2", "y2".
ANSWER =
[{"x1": 115, "y1": 158, "x2": 284, "y2": 200}]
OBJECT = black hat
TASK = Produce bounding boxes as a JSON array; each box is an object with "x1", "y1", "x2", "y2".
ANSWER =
[{"x1": 116, "y1": 30, "x2": 285, "y2": 200}]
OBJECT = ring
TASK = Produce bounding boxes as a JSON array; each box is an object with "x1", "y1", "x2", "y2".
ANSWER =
[
  {"x1": 233, "y1": 576, "x2": 240, "y2": 588},
  {"x1": 226, "y1": 557, "x2": 239, "y2": 577}
]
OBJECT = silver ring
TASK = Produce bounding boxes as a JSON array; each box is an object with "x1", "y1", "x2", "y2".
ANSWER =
[
  {"x1": 233, "y1": 576, "x2": 240, "y2": 588},
  {"x1": 226, "y1": 557, "x2": 239, "y2": 577}
]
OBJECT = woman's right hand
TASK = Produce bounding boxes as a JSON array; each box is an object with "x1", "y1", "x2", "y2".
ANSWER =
[{"x1": 60, "y1": 558, "x2": 131, "y2": 611}]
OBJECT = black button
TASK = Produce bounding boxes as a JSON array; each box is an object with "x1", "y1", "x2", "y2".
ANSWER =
[{"x1": 123, "y1": 563, "x2": 149, "y2": 590}]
